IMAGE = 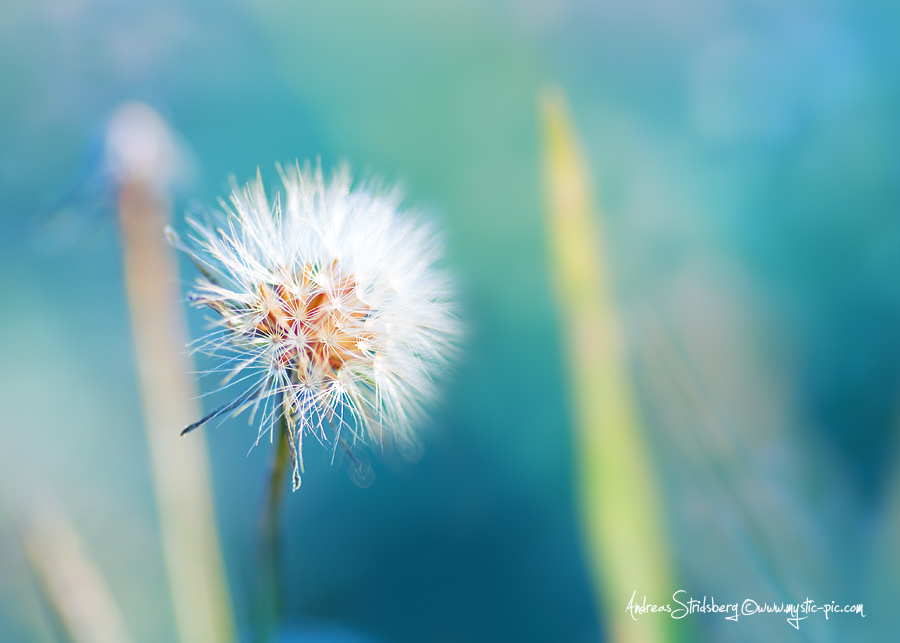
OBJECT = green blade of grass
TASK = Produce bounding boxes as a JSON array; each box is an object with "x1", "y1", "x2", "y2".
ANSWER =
[{"x1": 540, "y1": 89, "x2": 678, "y2": 643}]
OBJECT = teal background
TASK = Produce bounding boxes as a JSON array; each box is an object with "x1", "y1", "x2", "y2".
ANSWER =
[{"x1": 1, "y1": 1, "x2": 899, "y2": 641}]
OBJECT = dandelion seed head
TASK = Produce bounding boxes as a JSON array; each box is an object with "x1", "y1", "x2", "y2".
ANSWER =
[{"x1": 172, "y1": 161, "x2": 458, "y2": 489}]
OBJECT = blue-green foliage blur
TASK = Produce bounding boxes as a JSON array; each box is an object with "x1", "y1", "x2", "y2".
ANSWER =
[{"x1": 1, "y1": 1, "x2": 898, "y2": 641}]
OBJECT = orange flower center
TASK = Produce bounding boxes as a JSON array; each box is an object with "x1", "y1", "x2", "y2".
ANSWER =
[{"x1": 253, "y1": 264, "x2": 370, "y2": 377}]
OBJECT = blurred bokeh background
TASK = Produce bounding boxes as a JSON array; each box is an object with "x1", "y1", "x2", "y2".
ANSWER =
[{"x1": 1, "y1": 1, "x2": 899, "y2": 641}]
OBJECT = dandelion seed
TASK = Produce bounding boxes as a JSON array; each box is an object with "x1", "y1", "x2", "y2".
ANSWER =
[{"x1": 170, "y1": 161, "x2": 458, "y2": 490}]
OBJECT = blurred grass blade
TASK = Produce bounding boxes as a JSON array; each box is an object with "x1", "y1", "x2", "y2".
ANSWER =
[
  {"x1": 867, "y1": 400, "x2": 900, "y2": 633},
  {"x1": 15, "y1": 496, "x2": 135, "y2": 643},
  {"x1": 540, "y1": 89, "x2": 677, "y2": 643},
  {"x1": 112, "y1": 102, "x2": 236, "y2": 643},
  {"x1": 642, "y1": 309, "x2": 807, "y2": 610}
]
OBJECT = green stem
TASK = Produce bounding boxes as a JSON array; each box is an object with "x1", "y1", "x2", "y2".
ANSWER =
[{"x1": 256, "y1": 414, "x2": 291, "y2": 643}]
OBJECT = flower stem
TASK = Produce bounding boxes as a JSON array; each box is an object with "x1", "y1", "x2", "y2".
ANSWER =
[{"x1": 256, "y1": 413, "x2": 291, "y2": 643}]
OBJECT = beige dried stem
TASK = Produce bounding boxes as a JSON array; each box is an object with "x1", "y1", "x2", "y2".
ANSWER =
[
  {"x1": 540, "y1": 89, "x2": 678, "y2": 643},
  {"x1": 15, "y1": 494, "x2": 135, "y2": 643},
  {"x1": 109, "y1": 102, "x2": 235, "y2": 643}
]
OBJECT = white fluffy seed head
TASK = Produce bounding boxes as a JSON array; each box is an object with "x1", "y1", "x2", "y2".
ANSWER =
[{"x1": 172, "y1": 160, "x2": 459, "y2": 489}]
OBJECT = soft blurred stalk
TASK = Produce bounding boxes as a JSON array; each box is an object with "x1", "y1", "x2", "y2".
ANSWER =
[
  {"x1": 112, "y1": 103, "x2": 236, "y2": 643},
  {"x1": 16, "y1": 497, "x2": 135, "y2": 643},
  {"x1": 540, "y1": 89, "x2": 677, "y2": 643}
]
